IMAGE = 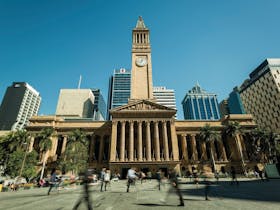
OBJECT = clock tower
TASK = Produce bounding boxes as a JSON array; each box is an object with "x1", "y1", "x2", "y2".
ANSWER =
[{"x1": 130, "y1": 16, "x2": 154, "y2": 100}]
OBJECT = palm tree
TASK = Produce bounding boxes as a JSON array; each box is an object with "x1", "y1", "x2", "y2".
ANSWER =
[
  {"x1": 251, "y1": 128, "x2": 267, "y2": 161},
  {"x1": 199, "y1": 124, "x2": 220, "y2": 172},
  {"x1": 61, "y1": 129, "x2": 88, "y2": 175},
  {"x1": 224, "y1": 121, "x2": 246, "y2": 174},
  {"x1": 37, "y1": 128, "x2": 54, "y2": 180}
]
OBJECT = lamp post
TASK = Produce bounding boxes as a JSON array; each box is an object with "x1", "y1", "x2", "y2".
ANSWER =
[{"x1": 19, "y1": 142, "x2": 28, "y2": 177}]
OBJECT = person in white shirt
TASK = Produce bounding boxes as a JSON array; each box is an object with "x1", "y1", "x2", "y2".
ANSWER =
[{"x1": 126, "y1": 167, "x2": 137, "y2": 192}]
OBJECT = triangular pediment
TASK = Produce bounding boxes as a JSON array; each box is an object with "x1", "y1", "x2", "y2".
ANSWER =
[{"x1": 110, "y1": 100, "x2": 175, "y2": 112}]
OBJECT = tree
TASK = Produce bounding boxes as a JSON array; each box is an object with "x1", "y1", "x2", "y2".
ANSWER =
[
  {"x1": 252, "y1": 129, "x2": 280, "y2": 163},
  {"x1": 58, "y1": 129, "x2": 88, "y2": 175},
  {"x1": 6, "y1": 150, "x2": 38, "y2": 180},
  {"x1": 224, "y1": 121, "x2": 246, "y2": 174},
  {"x1": 199, "y1": 124, "x2": 220, "y2": 172},
  {"x1": 37, "y1": 128, "x2": 54, "y2": 179},
  {"x1": 0, "y1": 130, "x2": 33, "y2": 178}
]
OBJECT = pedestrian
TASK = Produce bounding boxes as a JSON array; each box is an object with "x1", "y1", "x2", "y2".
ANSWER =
[
  {"x1": 139, "y1": 171, "x2": 146, "y2": 184},
  {"x1": 100, "y1": 167, "x2": 106, "y2": 192},
  {"x1": 47, "y1": 168, "x2": 57, "y2": 195},
  {"x1": 104, "y1": 169, "x2": 111, "y2": 191},
  {"x1": 161, "y1": 169, "x2": 184, "y2": 207},
  {"x1": 204, "y1": 172, "x2": 212, "y2": 201},
  {"x1": 73, "y1": 169, "x2": 94, "y2": 210},
  {"x1": 230, "y1": 166, "x2": 239, "y2": 185},
  {"x1": 156, "y1": 169, "x2": 162, "y2": 190},
  {"x1": 126, "y1": 167, "x2": 137, "y2": 192}
]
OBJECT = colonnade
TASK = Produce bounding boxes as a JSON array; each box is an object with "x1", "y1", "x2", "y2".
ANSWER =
[{"x1": 110, "y1": 120, "x2": 179, "y2": 162}]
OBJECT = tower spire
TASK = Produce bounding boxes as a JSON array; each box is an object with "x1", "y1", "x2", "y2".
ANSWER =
[{"x1": 135, "y1": 16, "x2": 146, "y2": 29}]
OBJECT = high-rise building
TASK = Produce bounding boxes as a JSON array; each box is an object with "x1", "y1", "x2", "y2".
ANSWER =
[
  {"x1": 0, "y1": 82, "x2": 41, "y2": 130},
  {"x1": 153, "y1": 86, "x2": 177, "y2": 117},
  {"x1": 91, "y1": 89, "x2": 106, "y2": 121},
  {"x1": 107, "y1": 68, "x2": 131, "y2": 119},
  {"x1": 27, "y1": 17, "x2": 258, "y2": 178},
  {"x1": 182, "y1": 83, "x2": 220, "y2": 120},
  {"x1": 219, "y1": 99, "x2": 229, "y2": 118},
  {"x1": 228, "y1": 87, "x2": 246, "y2": 114},
  {"x1": 219, "y1": 87, "x2": 246, "y2": 118},
  {"x1": 56, "y1": 89, "x2": 95, "y2": 118},
  {"x1": 239, "y1": 58, "x2": 280, "y2": 132}
]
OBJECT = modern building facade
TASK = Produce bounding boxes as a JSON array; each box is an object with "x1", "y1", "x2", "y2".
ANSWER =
[
  {"x1": 153, "y1": 86, "x2": 177, "y2": 118},
  {"x1": 239, "y1": 59, "x2": 280, "y2": 132},
  {"x1": 0, "y1": 82, "x2": 41, "y2": 130},
  {"x1": 228, "y1": 87, "x2": 246, "y2": 114},
  {"x1": 219, "y1": 99, "x2": 229, "y2": 118},
  {"x1": 92, "y1": 89, "x2": 106, "y2": 121},
  {"x1": 26, "y1": 17, "x2": 260, "y2": 178},
  {"x1": 107, "y1": 68, "x2": 131, "y2": 119},
  {"x1": 56, "y1": 89, "x2": 95, "y2": 118},
  {"x1": 182, "y1": 83, "x2": 221, "y2": 120}
]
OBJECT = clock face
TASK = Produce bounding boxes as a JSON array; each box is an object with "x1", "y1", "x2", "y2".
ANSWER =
[{"x1": 135, "y1": 57, "x2": 147, "y2": 67}]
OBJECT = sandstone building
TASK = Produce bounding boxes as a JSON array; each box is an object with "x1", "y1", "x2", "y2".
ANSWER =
[{"x1": 27, "y1": 17, "x2": 258, "y2": 177}]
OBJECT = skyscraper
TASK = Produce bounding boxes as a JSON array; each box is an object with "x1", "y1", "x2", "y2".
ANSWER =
[
  {"x1": 0, "y1": 82, "x2": 41, "y2": 130},
  {"x1": 182, "y1": 83, "x2": 220, "y2": 120},
  {"x1": 107, "y1": 68, "x2": 131, "y2": 119},
  {"x1": 56, "y1": 89, "x2": 95, "y2": 118},
  {"x1": 153, "y1": 86, "x2": 177, "y2": 117},
  {"x1": 91, "y1": 89, "x2": 107, "y2": 120},
  {"x1": 239, "y1": 58, "x2": 280, "y2": 132},
  {"x1": 228, "y1": 87, "x2": 246, "y2": 114}
]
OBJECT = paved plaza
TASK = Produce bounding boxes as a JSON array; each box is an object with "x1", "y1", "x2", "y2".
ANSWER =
[{"x1": 1, "y1": 178, "x2": 279, "y2": 210}]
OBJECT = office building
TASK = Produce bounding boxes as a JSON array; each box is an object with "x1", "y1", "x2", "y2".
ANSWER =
[
  {"x1": 182, "y1": 83, "x2": 221, "y2": 120},
  {"x1": 240, "y1": 58, "x2": 280, "y2": 132},
  {"x1": 107, "y1": 68, "x2": 131, "y2": 119},
  {"x1": 56, "y1": 89, "x2": 95, "y2": 118},
  {"x1": 153, "y1": 86, "x2": 177, "y2": 117},
  {"x1": 92, "y1": 89, "x2": 106, "y2": 121},
  {"x1": 27, "y1": 17, "x2": 258, "y2": 177},
  {"x1": 0, "y1": 82, "x2": 41, "y2": 130}
]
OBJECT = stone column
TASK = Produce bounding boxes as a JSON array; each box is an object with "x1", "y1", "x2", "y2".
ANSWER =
[
  {"x1": 129, "y1": 121, "x2": 134, "y2": 161},
  {"x1": 190, "y1": 134, "x2": 198, "y2": 161},
  {"x1": 162, "y1": 121, "x2": 169, "y2": 161},
  {"x1": 154, "y1": 121, "x2": 160, "y2": 161},
  {"x1": 146, "y1": 121, "x2": 152, "y2": 161},
  {"x1": 120, "y1": 121, "x2": 126, "y2": 162},
  {"x1": 28, "y1": 136, "x2": 35, "y2": 152},
  {"x1": 98, "y1": 135, "x2": 105, "y2": 163},
  {"x1": 218, "y1": 140, "x2": 227, "y2": 161},
  {"x1": 110, "y1": 121, "x2": 118, "y2": 161},
  {"x1": 181, "y1": 134, "x2": 188, "y2": 161},
  {"x1": 50, "y1": 135, "x2": 58, "y2": 160},
  {"x1": 201, "y1": 141, "x2": 207, "y2": 160},
  {"x1": 210, "y1": 141, "x2": 217, "y2": 160},
  {"x1": 170, "y1": 120, "x2": 179, "y2": 161},
  {"x1": 137, "y1": 121, "x2": 143, "y2": 161},
  {"x1": 61, "y1": 135, "x2": 68, "y2": 154},
  {"x1": 240, "y1": 135, "x2": 248, "y2": 160}
]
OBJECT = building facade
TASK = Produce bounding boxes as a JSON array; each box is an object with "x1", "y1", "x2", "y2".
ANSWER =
[
  {"x1": 26, "y1": 17, "x2": 260, "y2": 177},
  {"x1": 228, "y1": 87, "x2": 246, "y2": 114},
  {"x1": 92, "y1": 89, "x2": 107, "y2": 121},
  {"x1": 153, "y1": 86, "x2": 177, "y2": 118},
  {"x1": 239, "y1": 59, "x2": 280, "y2": 132},
  {"x1": 0, "y1": 82, "x2": 41, "y2": 130},
  {"x1": 182, "y1": 83, "x2": 221, "y2": 120},
  {"x1": 107, "y1": 68, "x2": 131, "y2": 119},
  {"x1": 56, "y1": 89, "x2": 95, "y2": 118}
]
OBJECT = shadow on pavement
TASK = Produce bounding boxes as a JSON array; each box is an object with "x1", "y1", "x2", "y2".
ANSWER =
[{"x1": 180, "y1": 179, "x2": 280, "y2": 203}]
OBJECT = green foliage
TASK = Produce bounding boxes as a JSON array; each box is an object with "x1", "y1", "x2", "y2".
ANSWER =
[
  {"x1": 58, "y1": 129, "x2": 88, "y2": 175},
  {"x1": 37, "y1": 128, "x2": 54, "y2": 152},
  {"x1": 5, "y1": 150, "x2": 38, "y2": 179},
  {"x1": 224, "y1": 121, "x2": 242, "y2": 137},
  {"x1": 199, "y1": 123, "x2": 220, "y2": 143}
]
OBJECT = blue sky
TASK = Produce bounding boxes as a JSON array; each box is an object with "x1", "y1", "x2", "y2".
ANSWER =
[{"x1": 0, "y1": 0, "x2": 280, "y2": 119}]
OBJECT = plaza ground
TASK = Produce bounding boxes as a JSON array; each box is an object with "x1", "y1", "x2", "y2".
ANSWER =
[{"x1": 0, "y1": 178, "x2": 279, "y2": 210}]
